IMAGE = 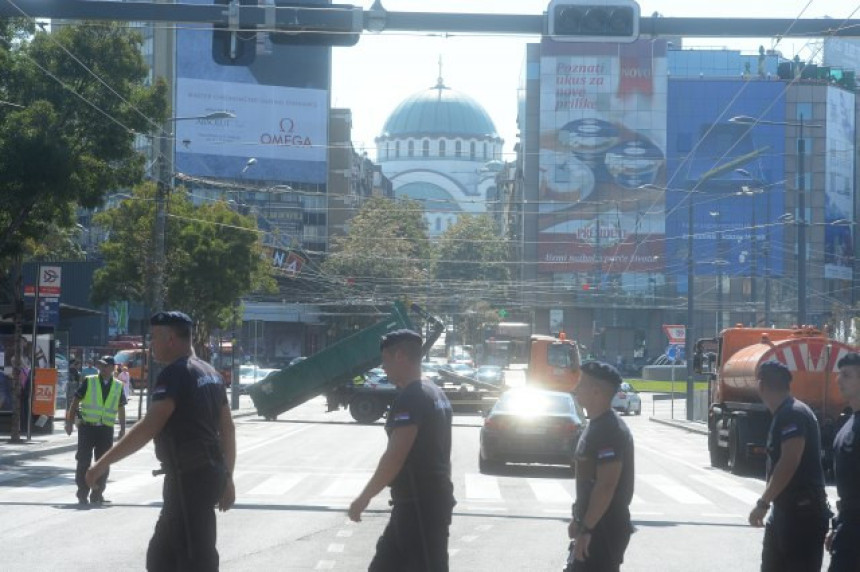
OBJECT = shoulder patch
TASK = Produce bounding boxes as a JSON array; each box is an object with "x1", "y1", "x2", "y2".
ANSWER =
[
  {"x1": 781, "y1": 423, "x2": 799, "y2": 436},
  {"x1": 597, "y1": 447, "x2": 617, "y2": 460},
  {"x1": 394, "y1": 412, "x2": 411, "y2": 422}
]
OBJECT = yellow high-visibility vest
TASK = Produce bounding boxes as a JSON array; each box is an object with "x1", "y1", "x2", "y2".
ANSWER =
[{"x1": 79, "y1": 375, "x2": 123, "y2": 426}]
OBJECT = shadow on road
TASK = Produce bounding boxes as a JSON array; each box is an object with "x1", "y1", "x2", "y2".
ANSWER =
[
  {"x1": 481, "y1": 463, "x2": 573, "y2": 480},
  {"x1": 633, "y1": 519, "x2": 750, "y2": 529}
]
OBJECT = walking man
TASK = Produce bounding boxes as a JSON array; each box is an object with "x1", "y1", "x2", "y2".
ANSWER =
[
  {"x1": 65, "y1": 355, "x2": 126, "y2": 505},
  {"x1": 349, "y1": 329, "x2": 456, "y2": 571},
  {"x1": 86, "y1": 311, "x2": 236, "y2": 571},
  {"x1": 748, "y1": 360, "x2": 830, "y2": 571},
  {"x1": 568, "y1": 361, "x2": 635, "y2": 572},
  {"x1": 827, "y1": 352, "x2": 860, "y2": 571}
]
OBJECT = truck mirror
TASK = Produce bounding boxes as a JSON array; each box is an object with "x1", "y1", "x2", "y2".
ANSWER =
[{"x1": 693, "y1": 353, "x2": 702, "y2": 374}]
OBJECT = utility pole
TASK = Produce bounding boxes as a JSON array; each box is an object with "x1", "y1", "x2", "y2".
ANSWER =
[
  {"x1": 685, "y1": 188, "x2": 695, "y2": 421},
  {"x1": 797, "y1": 115, "x2": 807, "y2": 326}
]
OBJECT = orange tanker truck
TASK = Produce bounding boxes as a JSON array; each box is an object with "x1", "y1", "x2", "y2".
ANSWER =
[{"x1": 694, "y1": 325, "x2": 854, "y2": 475}]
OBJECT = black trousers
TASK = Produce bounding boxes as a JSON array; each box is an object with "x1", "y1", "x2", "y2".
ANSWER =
[
  {"x1": 570, "y1": 510, "x2": 633, "y2": 572},
  {"x1": 369, "y1": 495, "x2": 455, "y2": 572},
  {"x1": 146, "y1": 467, "x2": 225, "y2": 572},
  {"x1": 75, "y1": 424, "x2": 113, "y2": 499},
  {"x1": 829, "y1": 518, "x2": 860, "y2": 572},
  {"x1": 762, "y1": 506, "x2": 828, "y2": 572}
]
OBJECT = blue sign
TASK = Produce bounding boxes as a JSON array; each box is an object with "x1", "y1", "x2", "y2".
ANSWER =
[
  {"x1": 665, "y1": 345, "x2": 678, "y2": 361},
  {"x1": 37, "y1": 297, "x2": 59, "y2": 326}
]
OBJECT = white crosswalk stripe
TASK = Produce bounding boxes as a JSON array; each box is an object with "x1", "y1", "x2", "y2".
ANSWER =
[
  {"x1": 246, "y1": 474, "x2": 305, "y2": 496},
  {"x1": 319, "y1": 474, "x2": 371, "y2": 498},
  {"x1": 464, "y1": 473, "x2": 501, "y2": 501},
  {"x1": 689, "y1": 474, "x2": 760, "y2": 504},
  {"x1": 638, "y1": 474, "x2": 711, "y2": 505},
  {"x1": 527, "y1": 480, "x2": 573, "y2": 504}
]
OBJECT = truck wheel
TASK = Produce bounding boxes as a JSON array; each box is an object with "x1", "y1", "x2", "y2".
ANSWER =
[
  {"x1": 350, "y1": 396, "x2": 382, "y2": 424},
  {"x1": 727, "y1": 418, "x2": 748, "y2": 475},
  {"x1": 708, "y1": 422, "x2": 728, "y2": 468}
]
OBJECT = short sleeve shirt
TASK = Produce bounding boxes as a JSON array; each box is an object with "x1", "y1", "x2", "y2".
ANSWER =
[
  {"x1": 386, "y1": 379, "x2": 454, "y2": 499},
  {"x1": 151, "y1": 356, "x2": 227, "y2": 464},
  {"x1": 574, "y1": 410, "x2": 634, "y2": 520},
  {"x1": 75, "y1": 375, "x2": 128, "y2": 407},
  {"x1": 833, "y1": 412, "x2": 860, "y2": 512},
  {"x1": 765, "y1": 397, "x2": 824, "y2": 505}
]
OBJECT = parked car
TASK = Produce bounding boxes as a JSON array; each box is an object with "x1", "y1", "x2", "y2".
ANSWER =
[
  {"x1": 439, "y1": 362, "x2": 476, "y2": 381},
  {"x1": 421, "y1": 362, "x2": 442, "y2": 385},
  {"x1": 611, "y1": 382, "x2": 642, "y2": 415},
  {"x1": 475, "y1": 365, "x2": 505, "y2": 387},
  {"x1": 479, "y1": 387, "x2": 585, "y2": 473}
]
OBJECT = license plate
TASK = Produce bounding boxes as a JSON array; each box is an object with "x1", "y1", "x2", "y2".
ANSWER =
[{"x1": 516, "y1": 426, "x2": 546, "y2": 435}]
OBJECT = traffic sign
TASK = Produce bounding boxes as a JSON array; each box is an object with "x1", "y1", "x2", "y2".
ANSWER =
[{"x1": 663, "y1": 324, "x2": 685, "y2": 344}]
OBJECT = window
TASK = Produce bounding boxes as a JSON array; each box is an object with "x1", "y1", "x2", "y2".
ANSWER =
[
  {"x1": 384, "y1": 143, "x2": 389, "y2": 159},
  {"x1": 439, "y1": 140, "x2": 446, "y2": 157},
  {"x1": 408, "y1": 141, "x2": 414, "y2": 157},
  {"x1": 470, "y1": 141, "x2": 476, "y2": 160},
  {"x1": 455, "y1": 141, "x2": 462, "y2": 158},
  {"x1": 423, "y1": 140, "x2": 430, "y2": 157},
  {"x1": 435, "y1": 217, "x2": 442, "y2": 231},
  {"x1": 483, "y1": 142, "x2": 488, "y2": 160},
  {"x1": 796, "y1": 103, "x2": 813, "y2": 122},
  {"x1": 395, "y1": 141, "x2": 400, "y2": 158}
]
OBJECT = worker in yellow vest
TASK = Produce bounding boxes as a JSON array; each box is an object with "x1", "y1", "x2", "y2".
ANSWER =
[{"x1": 65, "y1": 355, "x2": 126, "y2": 505}]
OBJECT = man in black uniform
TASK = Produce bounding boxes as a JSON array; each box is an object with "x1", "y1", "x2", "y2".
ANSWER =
[
  {"x1": 568, "y1": 361, "x2": 635, "y2": 572},
  {"x1": 748, "y1": 360, "x2": 829, "y2": 572},
  {"x1": 827, "y1": 352, "x2": 860, "y2": 571},
  {"x1": 65, "y1": 355, "x2": 126, "y2": 505},
  {"x1": 86, "y1": 311, "x2": 237, "y2": 572},
  {"x1": 349, "y1": 329, "x2": 456, "y2": 572}
]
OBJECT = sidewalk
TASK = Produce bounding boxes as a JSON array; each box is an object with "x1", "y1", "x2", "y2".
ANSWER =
[
  {"x1": 0, "y1": 393, "x2": 259, "y2": 465},
  {"x1": 649, "y1": 415, "x2": 708, "y2": 435}
]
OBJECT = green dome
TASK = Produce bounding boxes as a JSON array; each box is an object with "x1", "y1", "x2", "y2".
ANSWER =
[
  {"x1": 396, "y1": 182, "x2": 462, "y2": 212},
  {"x1": 381, "y1": 81, "x2": 499, "y2": 139}
]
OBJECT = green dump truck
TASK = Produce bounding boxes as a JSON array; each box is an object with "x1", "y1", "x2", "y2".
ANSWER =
[{"x1": 248, "y1": 302, "x2": 499, "y2": 423}]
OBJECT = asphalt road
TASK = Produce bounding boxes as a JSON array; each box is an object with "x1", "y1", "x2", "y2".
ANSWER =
[{"x1": 0, "y1": 393, "x2": 835, "y2": 571}]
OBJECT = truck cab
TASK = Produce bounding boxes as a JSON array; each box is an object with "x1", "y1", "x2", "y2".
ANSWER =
[{"x1": 526, "y1": 333, "x2": 582, "y2": 394}]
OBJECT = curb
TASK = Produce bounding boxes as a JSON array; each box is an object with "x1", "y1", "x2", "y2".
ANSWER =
[
  {"x1": 648, "y1": 416, "x2": 709, "y2": 435},
  {"x1": 0, "y1": 408, "x2": 259, "y2": 464}
]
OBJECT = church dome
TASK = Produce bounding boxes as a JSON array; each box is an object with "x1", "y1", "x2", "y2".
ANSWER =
[{"x1": 380, "y1": 79, "x2": 499, "y2": 140}]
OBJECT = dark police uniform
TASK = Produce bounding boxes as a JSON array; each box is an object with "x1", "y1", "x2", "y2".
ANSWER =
[
  {"x1": 147, "y1": 354, "x2": 228, "y2": 572},
  {"x1": 830, "y1": 410, "x2": 860, "y2": 572},
  {"x1": 762, "y1": 396, "x2": 829, "y2": 572},
  {"x1": 74, "y1": 373, "x2": 127, "y2": 503},
  {"x1": 369, "y1": 378, "x2": 456, "y2": 572},
  {"x1": 572, "y1": 409, "x2": 635, "y2": 572}
]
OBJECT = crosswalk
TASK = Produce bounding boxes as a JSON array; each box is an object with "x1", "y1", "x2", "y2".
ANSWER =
[{"x1": 0, "y1": 464, "x2": 819, "y2": 522}]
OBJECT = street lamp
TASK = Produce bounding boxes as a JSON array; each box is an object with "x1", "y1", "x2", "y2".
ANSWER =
[{"x1": 729, "y1": 114, "x2": 822, "y2": 326}]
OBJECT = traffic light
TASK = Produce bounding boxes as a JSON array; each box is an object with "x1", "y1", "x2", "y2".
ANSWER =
[
  {"x1": 547, "y1": 0, "x2": 640, "y2": 43},
  {"x1": 212, "y1": 0, "x2": 257, "y2": 66},
  {"x1": 269, "y1": 1, "x2": 362, "y2": 47}
]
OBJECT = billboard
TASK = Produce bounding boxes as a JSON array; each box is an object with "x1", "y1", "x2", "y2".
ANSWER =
[
  {"x1": 665, "y1": 80, "x2": 786, "y2": 286},
  {"x1": 824, "y1": 87, "x2": 856, "y2": 281},
  {"x1": 537, "y1": 40, "x2": 668, "y2": 289},
  {"x1": 174, "y1": 0, "x2": 330, "y2": 184}
]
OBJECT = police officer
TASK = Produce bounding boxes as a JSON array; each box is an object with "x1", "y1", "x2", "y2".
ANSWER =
[
  {"x1": 65, "y1": 355, "x2": 126, "y2": 505},
  {"x1": 86, "y1": 311, "x2": 236, "y2": 571},
  {"x1": 748, "y1": 360, "x2": 829, "y2": 572},
  {"x1": 349, "y1": 329, "x2": 456, "y2": 572},
  {"x1": 827, "y1": 352, "x2": 860, "y2": 571},
  {"x1": 568, "y1": 361, "x2": 635, "y2": 572}
]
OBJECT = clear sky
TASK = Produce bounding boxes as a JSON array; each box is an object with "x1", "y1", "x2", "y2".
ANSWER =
[{"x1": 331, "y1": 0, "x2": 856, "y2": 161}]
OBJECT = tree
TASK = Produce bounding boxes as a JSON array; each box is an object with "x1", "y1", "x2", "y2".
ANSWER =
[
  {"x1": 0, "y1": 22, "x2": 166, "y2": 441},
  {"x1": 323, "y1": 196, "x2": 431, "y2": 296},
  {"x1": 434, "y1": 214, "x2": 511, "y2": 283},
  {"x1": 92, "y1": 186, "x2": 276, "y2": 355}
]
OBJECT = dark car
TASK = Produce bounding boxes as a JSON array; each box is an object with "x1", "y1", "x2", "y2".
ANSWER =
[
  {"x1": 478, "y1": 387, "x2": 585, "y2": 473},
  {"x1": 475, "y1": 365, "x2": 505, "y2": 387}
]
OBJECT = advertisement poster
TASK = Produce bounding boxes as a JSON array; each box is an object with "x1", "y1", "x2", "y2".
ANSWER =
[
  {"x1": 108, "y1": 301, "x2": 129, "y2": 337},
  {"x1": 537, "y1": 40, "x2": 668, "y2": 289},
  {"x1": 824, "y1": 86, "x2": 855, "y2": 281},
  {"x1": 175, "y1": 0, "x2": 330, "y2": 184},
  {"x1": 665, "y1": 80, "x2": 786, "y2": 284}
]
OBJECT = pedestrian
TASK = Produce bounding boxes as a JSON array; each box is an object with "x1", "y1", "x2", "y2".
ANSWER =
[
  {"x1": 348, "y1": 329, "x2": 456, "y2": 572},
  {"x1": 86, "y1": 311, "x2": 236, "y2": 572},
  {"x1": 67, "y1": 358, "x2": 81, "y2": 405},
  {"x1": 827, "y1": 352, "x2": 860, "y2": 571},
  {"x1": 117, "y1": 364, "x2": 131, "y2": 400},
  {"x1": 64, "y1": 355, "x2": 126, "y2": 505},
  {"x1": 747, "y1": 360, "x2": 830, "y2": 572},
  {"x1": 567, "y1": 361, "x2": 635, "y2": 572}
]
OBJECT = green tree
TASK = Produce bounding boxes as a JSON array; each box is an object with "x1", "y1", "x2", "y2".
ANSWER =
[
  {"x1": 92, "y1": 186, "x2": 276, "y2": 355},
  {"x1": 434, "y1": 214, "x2": 510, "y2": 283},
  {"x1": 323, "y1": 196, "x2": 430, "y2": 295}
]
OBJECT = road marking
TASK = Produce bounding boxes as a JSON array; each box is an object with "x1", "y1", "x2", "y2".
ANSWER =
[
  {"x1": 689, "y1": 474, "x2": 760, "y2": 504},
  {"x1": 239, "y1": 425, "x2": 312, "y2": 456},
  {"x1": 246, "y1": 474, "x2": 305, "y2": 496},
  {"x1": 528, "y1": 480, "x2": 573, "y2": 504},
  {"x1": 543, "y1": 508, "x2": 572, "y2": 515},
  {"x1": 631, "y1": 494, "x2": 649, "y2": 506},
  {"x1": 106, "y1": 472, "x2": 157, "y2": 496},
  {"x1": 631, "y1": 511, "x2": 664, "y2": 516},
  {"x1": 320, "y1": 475, "x2": 371, "y2": 498},
  {"x1": 464, "y1": 473, "x2": 501, "y2": 501},
  {"x1": 327, "y1": 544, "x2": 344, "y2": 553},
  {"x1": 638, "y1": 474, "x2": 711, "y2": 505},
  {"x1": 449, "y1": 549, "x2": 460, "y2": 557},
  {"x1": 475, "y1": 524, "x2": 493, "y2": 532},
  {"x1": 336, "y1": 529, "x2": 353, "y2": 538},
  {"x1": 460, "y1": 535, "x2": 478, "y2": 543},
  {"x1": 315, "y1": 561, "x2": 336, "y2": 570},
  {"x1": 702, "y1": 513, "x2": 744, "y2": 518}
]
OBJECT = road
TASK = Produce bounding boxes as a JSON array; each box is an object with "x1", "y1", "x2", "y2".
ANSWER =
[{"x1": 0, "y1": 393, "x2": 834, "y2": 570}]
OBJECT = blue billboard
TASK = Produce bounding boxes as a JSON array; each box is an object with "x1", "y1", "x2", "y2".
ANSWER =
[
  {"x1": 174, "y1": 0, "x2": 330, "y2": 184},
  {"x1": 666, "y1": 80, "x2": 786, "y2": 288}
]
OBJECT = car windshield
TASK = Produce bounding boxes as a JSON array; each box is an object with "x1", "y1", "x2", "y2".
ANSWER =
[
  {"x1": 494, "y1": 391, "x2": 573, "y2": 416},
  {"x1": 452, "y1": 364, "x2": 471, "y2": 371},
  {"x1": 478, "y1": 366, "x2": 501, "y2": 374}
]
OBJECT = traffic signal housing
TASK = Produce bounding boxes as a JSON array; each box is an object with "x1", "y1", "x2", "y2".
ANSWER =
[
  {"x1": 547, "y1": 0, "x2": 640, "y2": 43},
  {"x1": 269, "y1": 1, "x2": 362, "y2": 47},
  {"x1": 212, "y1": 0, "x2": 258, "y2": 66}
]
